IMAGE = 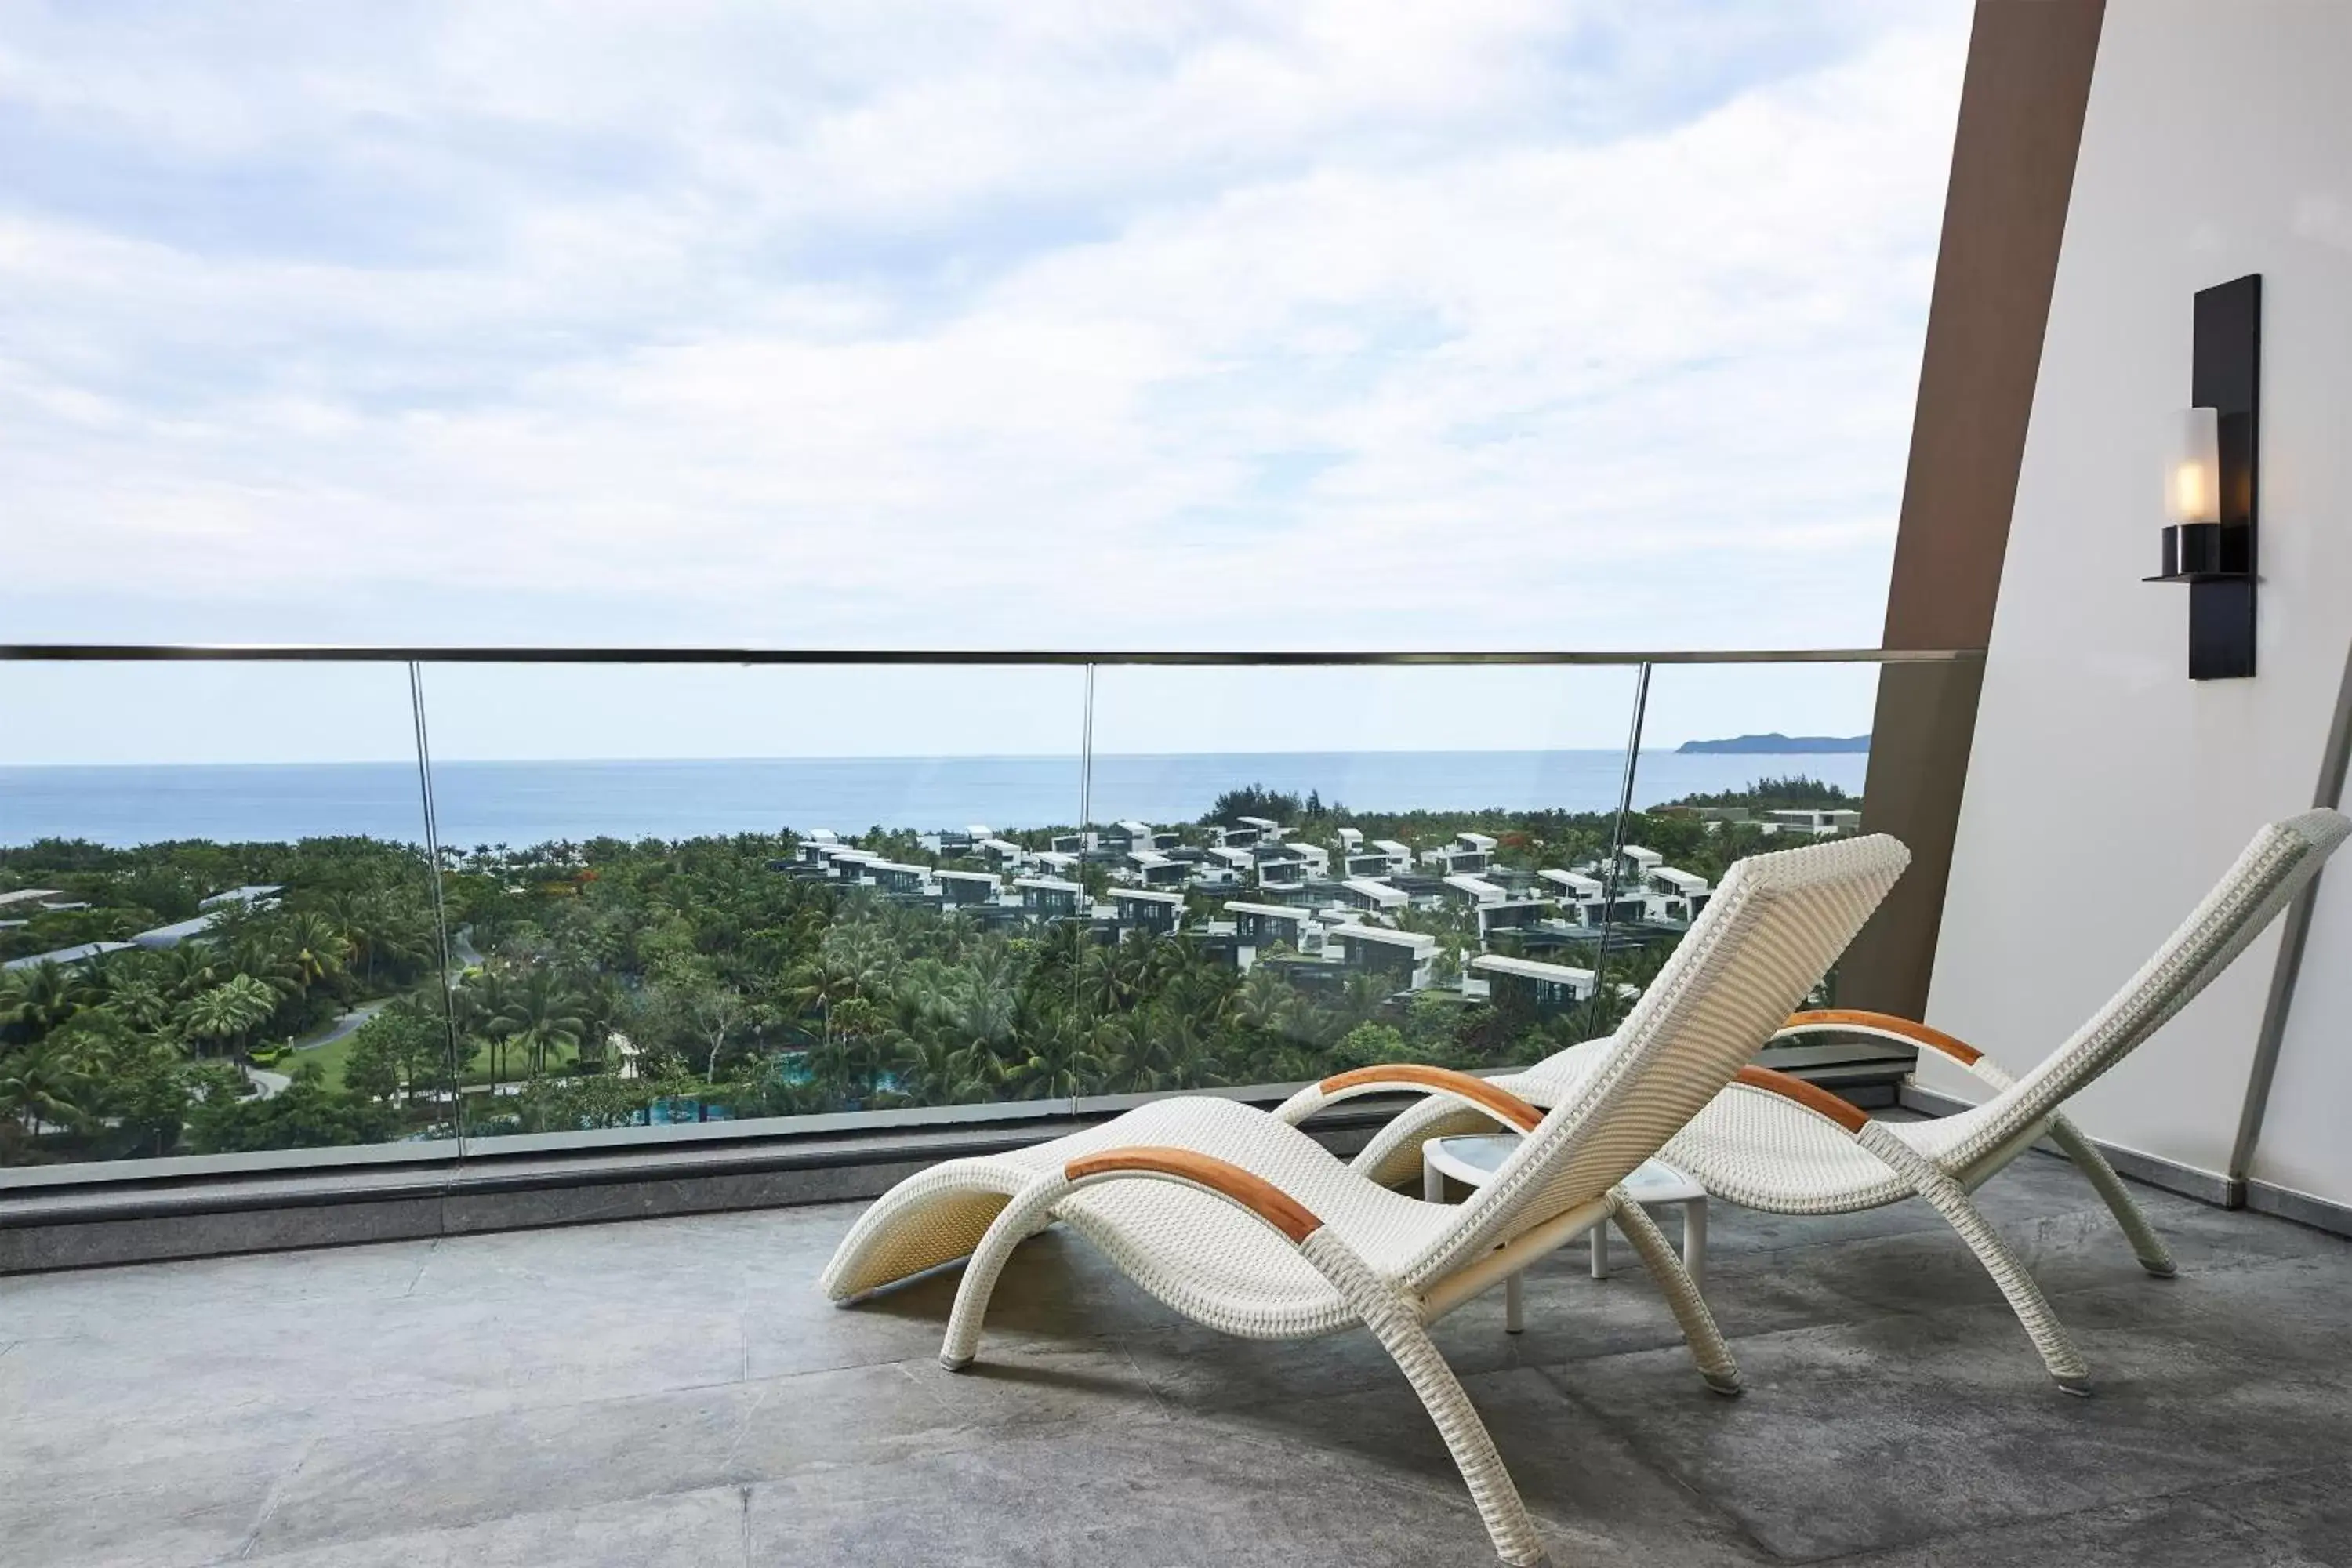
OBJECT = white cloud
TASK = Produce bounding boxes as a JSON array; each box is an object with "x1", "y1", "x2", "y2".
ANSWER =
[{"x1": 0, "y1": 0, "x2": 1970, "y2": 689}]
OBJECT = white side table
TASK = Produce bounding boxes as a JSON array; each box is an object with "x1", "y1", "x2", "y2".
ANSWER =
[{"x1": 1422, "y1": 1134, "x2": 1708, "y2": 1333}]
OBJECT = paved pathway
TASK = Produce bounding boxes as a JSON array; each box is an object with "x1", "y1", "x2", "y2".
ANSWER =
[{"x1": 292, "y1": 999, "x2": 390, "y2": 1054}]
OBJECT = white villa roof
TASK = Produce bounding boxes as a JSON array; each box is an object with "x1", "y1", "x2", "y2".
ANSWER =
[
  {"x1": 1223, "y1": 901, "x2": 1308, "y2": 923},
  {"x1": 1336, "y1": 829, "x2": 1363, "y2": 847},
  {"x1": 1456, "y1": 832, "x2": 1498, "y2": 852},
  {"x1": 1127, "y1": 850, "x2": 1172, "y2": 868},
  {"x1": 868, "y1": 860, "x2": 931, "y2": 877},
  {"x1": 1653, "y1": 867, "x2": 1711, "y2": 893},
  {"x1": 1014, "y1": 877, "x2": 1083, "y2": 895},
  {"x1": 933, "y1": 869, "x2": 999, "y2": 884},
  {"x1": 1619, "y1": 844, "x2": 1663, "y2": 865},
  {"x1": 133, "y1": 916, "x2": 218, "y2": 947},
  {"x1": 829, "y1": 848, "x2": 883, "y2": 865},
  {"x1": 4, "y1": 941, "x2": 136, "y2": 971},
  {"x1": 1114, "y1": 887, "x2": 1187, "y2": 907},
  {"x1": 966, "y1": 824, "x2": 994, "y2": 838},
  {"x1": 1116, "y1": 820, "x2": 1152, "y2": 837},
  {"x1": 1208, "y1": 846, "x2": 1255, "y2": 868},
  {"x1": 1287, "y1": 842, "x2": 1330, "y2": 862},
  {"x1": 1442, "y1": 874, "x2": 1506, "y2": 904},
  {"x1": 808, "y1": 829, "x2": 839, "y2": 843},
  {"x1": 1036, "y1": 851, "x2": 1081, "y2": 871},
  {"x1": 1373, "y1": 840, "x2": 1412, "y2": 858},
  {"x1": 1341, "y1": 877, "x2": 1409, "y2": 908},
  {"x1": 1330, "y1": 924, "x2": 1437, "y2": 953},
  {"x1": 1471, "y1": 953, "x2": 1597, "y2": 985},
  {"x1": 0, "y1": 888, "x2": 63, "y2": 907},
  {"x1": 1540, "y1": 869, "x2": 1605, "y2": 896},
  {"x1": 1235, "y1": 815, "x2": 1282, "y2": 832},
  {"x1": 979, "y1": 838, "x2": 1025, "y2": 855},
  {"x1": 199, "y1": 884, "x2": 282, "y2": 909}
]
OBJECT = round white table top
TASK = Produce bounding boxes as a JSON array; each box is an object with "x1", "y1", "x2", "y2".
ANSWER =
[{"x1": 1424, "y1": 1134, "x2": 1704, "y2": 1203}]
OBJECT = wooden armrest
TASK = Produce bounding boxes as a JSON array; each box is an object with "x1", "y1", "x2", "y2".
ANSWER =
[
  {"x1": 1776, "y1": 1007, "x2": 1984, "y2": 1067},
  {"x1": 1733, "y1": 1065, "x2": 1871, "y2": 1134},
  {"x1": 1317, "y1": 1064, "x2": 1544, "y2": 1132},
  {"x1": 1063, "y1": 1146, "x2": 1325, "y2": 1243}
]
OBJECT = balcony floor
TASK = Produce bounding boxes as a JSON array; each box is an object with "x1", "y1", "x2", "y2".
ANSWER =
[{"x1": 5, "y1": 1145, "x2": 2350, "y2": 1568}]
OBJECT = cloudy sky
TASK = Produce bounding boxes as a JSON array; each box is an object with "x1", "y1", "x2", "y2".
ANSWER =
[{"x1": 0, "y1": 1, "x2": 1972, "y2": 761}]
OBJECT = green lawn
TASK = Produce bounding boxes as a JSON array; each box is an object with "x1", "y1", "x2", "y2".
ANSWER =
[
  {"x1": 289, "y1": 1028, "x2": 364, "y2": 1089},
  {"x1": 292, "y1": 1029, "x2": 588, "y2": 1092}
]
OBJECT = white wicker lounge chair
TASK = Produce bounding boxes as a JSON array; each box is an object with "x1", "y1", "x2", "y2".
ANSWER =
[
  {"x1": 1338, "y1": 808, "x2": 2350, "y2": 1399},
  {"x1": 822, "y1": 834, "x2": 1908, "y2": 1568}
]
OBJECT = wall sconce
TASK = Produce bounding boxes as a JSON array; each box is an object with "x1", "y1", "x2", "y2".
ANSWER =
[{"x1": 2143, "y1": 274, "x2": 2259, "y2": 680}]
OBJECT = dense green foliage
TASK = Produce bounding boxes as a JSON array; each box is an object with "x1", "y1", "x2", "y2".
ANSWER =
[
  {"x1": 1664, "y1": 775, "x2": 1856, "y2": 808},
  {"x1": 2, "y1": 777, "x2": 1847, "y2": 1167}
]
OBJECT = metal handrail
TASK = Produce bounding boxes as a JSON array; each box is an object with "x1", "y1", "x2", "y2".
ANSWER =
[{"x1": 0, "y1": 644, "x2": 1982, "y2": 666}]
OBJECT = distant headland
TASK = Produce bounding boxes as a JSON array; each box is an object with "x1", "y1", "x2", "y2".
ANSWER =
[{"x1": 1675, "y1": 733, "x2": 1870, "y2": 755}]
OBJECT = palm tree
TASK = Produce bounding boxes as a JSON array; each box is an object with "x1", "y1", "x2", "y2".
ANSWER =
[
  {"x1": 892, "y1": 1033, "x2": 996, "y2": 1106},
  {"x1": 107, "y1": 971, "x2": 176, "y2": 1033},
  {"x1": 808, "y1": 995, "x2": 895, "y2": 1100},
  {"x1": 787, "y1": 952, "x2": 871, "y2": 1049},
  {"x1": 155, "y1": 942, "x2": 223, "y2": 1002},
  {"x1": 314, "y1": 888, "x2": 418, "y2": 988},
  {"x1": 495, "y1": 967, "x2": 587, "y2": 1080},
  {"x1": 0, "y1": 1040, "x2": 93, "y2": 1140},
  {"x1": 1004, "y1": 1014, "x2": 1102, "y2": 1102},
  {"x1": 0, "y1": 960, "x2": 89, "y2": 1039},
  {"x1": 221, "y1": 930, "x2": 302, "y2": 1004},
  {"x1": 1337, "y1": 972, "x2": 1390, "y2": 1032},
  {"x1": 1233, "y1": 963, "x2": 1291, "y2": 1033},
  {"x1": 279, "y1": 910, "x2": 354, "y2": 1001},
  {"x1": 180, "y1": 974, "x2": 280, "y2": 1058},
  {"x1": 1075, "y1": 941, "x2": 1130, "y2": 1021}
]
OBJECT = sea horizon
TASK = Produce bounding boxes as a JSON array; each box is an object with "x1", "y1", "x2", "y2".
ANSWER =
[{"x1": 0, "y1": 748, "x2": 1869, "y2": 849}]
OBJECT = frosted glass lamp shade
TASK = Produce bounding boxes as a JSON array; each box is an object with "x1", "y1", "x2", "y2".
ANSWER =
[{"x1": 2168, "y1": 406, "x2": 2222, "y2": 525}]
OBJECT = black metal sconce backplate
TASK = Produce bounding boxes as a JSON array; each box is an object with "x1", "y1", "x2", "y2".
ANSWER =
[{"x1": 2188, "y1": 274, "x2": 2260, "y2": 679}]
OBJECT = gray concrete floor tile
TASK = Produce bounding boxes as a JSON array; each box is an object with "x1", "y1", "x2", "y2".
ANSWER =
[
  {"x1": 0, "y1": 1428, "x2": 312, "y2": 1568},
  {"x1": 0, "y1": 1239, "x2": 438, "y2": 1339},
  {"x1": 1557, "y1": 1256, "x2": 2352, "y2": 1561},
  {"x1": 241, "y1": 1381, "x2": 760, "y2": 1555},
  {"x1": 235, "y1": 1486, "x2": 750, "y2": 1568},
  {"x1": 6, "y1": 1290, "x2": 751, "y2": 1470},
  {"x1": 742, "y1": 1413, "x2": 1692, "y2": 1568},
  {"x1": 243, "y1": 1342, "x2": 1163, "y2": 1555},
  {"x1": 1832, "y1": 1487, "x2": 2333, "y2": 1568},
  {"x1": 6, "y1": 1173, "x2": 2349, "y2": 1568},
  {"x1": 1181, "y1": 1365, "x2": 1763, "y2": 1567},
  {"x1": 2195, "y1": 1461, "x2": 2352, "y2": 1566}
]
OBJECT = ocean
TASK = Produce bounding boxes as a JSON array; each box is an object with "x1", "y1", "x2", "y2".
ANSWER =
[{"x1": 0, "y1": 750, "x2": 1867, "y2": 848}]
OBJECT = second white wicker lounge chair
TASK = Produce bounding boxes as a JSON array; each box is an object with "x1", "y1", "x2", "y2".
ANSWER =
[
  {"x1": 1338, "y1": 808, "x2": 2350, "y2": 1399},
  {"x1": 820, "y1": 833, "x2": 1908, "y2": 1568}
]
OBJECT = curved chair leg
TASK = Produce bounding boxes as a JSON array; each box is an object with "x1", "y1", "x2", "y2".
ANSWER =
[
  {"x1": 2046, "y1": 1114, "x2": 2177, "y2": 1278},
  {"x1": 819, "y1": 1163, "x2": 1020, "y2": 1303},
  {"x1": 1301, "y1": 1229, "x2": 1550, "y2": 1567},
  {"x1": 1609, "y1": 1192, "x2": 1740, "y2": 1396},
  {"x1": 1860, "y1": 1125, "x2": 2091, "y2": 1395},
  {"x1": 939, "y1": 1178, "x2": 1068, "y2": 1370}
]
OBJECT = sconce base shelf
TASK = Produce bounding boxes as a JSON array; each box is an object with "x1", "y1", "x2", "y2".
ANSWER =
[{"x1": 2146, "y1": 523, "x2": 2253, "y2": 585}]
